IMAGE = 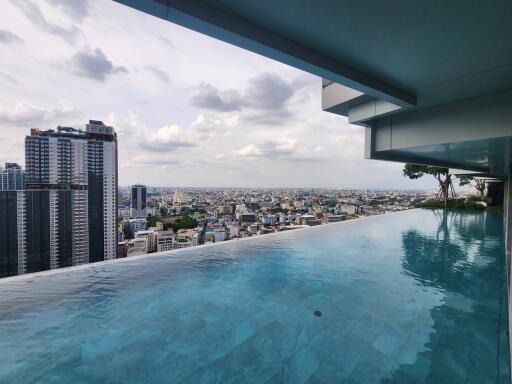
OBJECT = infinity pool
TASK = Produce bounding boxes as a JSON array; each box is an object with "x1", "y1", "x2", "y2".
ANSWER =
[{"x1": 0, "y1": 209, "x2": 509, "y2": 383}]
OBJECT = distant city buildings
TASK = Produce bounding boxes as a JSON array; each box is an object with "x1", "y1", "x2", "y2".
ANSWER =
[
  {"x1": 261, "y1": 214, "x2": 277, "y2": 226},
  {"x1": 112, "y1": 186, "x2": 423, "y2": 260},
  {"x1": 128, "y1": 218, "x2": 146, "y2": 235}
]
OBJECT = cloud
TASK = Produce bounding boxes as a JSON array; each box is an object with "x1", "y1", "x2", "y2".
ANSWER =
[
  {"x1": 189, "y1": 114, "x2": 237, "y2": 139},
  {"x1": 235, "y1": 137, "x2": 325, "y2": 162},
  {"x1": 0, "y1": 71, "x2": 19, "y2": 85},
  {"x1": 128, "y1": 154, "x2": 181, "y2": 167},
  {"x1": 245, "y1": 72, "x2": 293, "y2": 110},
  {"x1": 190, "y1": 72, "x2": 297, "y2": 126},
  {"x1": 243, "y1": 109, "x2": 293, "y2": 125},
  {"x1": 262, "y1": 137, "x2": 297, "y2": 157},
  {"x1": 190, "y1": 72, "x2": 294, "y2": 113},
  {"x1": 290, "y1": 73, "x2": 318, "y2": 89},
  {"x1": 145, "y1": 65, "x2": 169, "y2": 83},
  {"x1": 45, "y1": 0, "x2": 89, "y2": 22},
  {"x1": 0, "y1": 29, "x2": 23, "y2": 44},
  {"x1": 71, "y1": 48, "x2": 127, "y2": 81},
  {"x1": 190, "y1": 82, "x2": 244, "y2": 112},
  {"x1": 139, "y1": 125, "x2": 196, "y2": 152},
  {"x1": 236, "y1": 144, "x2": 262, "y2": 158},
  {"x1": 11, "y1": 0, "x2": 81, "y2": 43},
  {"x1": 0, "y1": 101, "x2": 83, "y2": 127},
  {"x1": 158, "y1": 36, "x2": 175, "y2": 49}
]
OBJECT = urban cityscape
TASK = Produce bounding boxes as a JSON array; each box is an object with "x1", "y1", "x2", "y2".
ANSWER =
[
  {"x1": 0, "y1": 1, "x2": 510, "y2": 383},
  {"x1": 0, "y1": 119, "x2": 436, "y2": 278}
]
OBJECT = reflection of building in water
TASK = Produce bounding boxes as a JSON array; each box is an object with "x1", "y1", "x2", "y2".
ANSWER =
[{"x1": 390, "y1": 210, "x2": 507, "y2": 383}]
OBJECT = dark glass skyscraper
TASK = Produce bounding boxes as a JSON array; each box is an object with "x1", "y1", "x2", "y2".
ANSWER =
[
  {"x1": 130, "y1": 184, "x2": 147, "y2": 218},
  {"x1": 0, "y1": 163, "x2": 25, "y2": 278}
]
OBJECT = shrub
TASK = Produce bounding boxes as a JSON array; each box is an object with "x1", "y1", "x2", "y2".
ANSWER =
[
  {"x1": 415, "y1": 198, "x2": 486, "y2": 211},
  {"x1": 466, "y1": 195, "x2": 486, "y2": 202}
]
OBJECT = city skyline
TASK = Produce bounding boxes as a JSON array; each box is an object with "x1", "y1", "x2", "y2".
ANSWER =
[{"x1": 0, "y1": 0, "x2": 439, "y2": 190}]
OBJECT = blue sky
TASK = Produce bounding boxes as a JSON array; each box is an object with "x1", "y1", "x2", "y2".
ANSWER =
[{"x1": 0, "y1": 0, "x2": 437, "y2": 189}]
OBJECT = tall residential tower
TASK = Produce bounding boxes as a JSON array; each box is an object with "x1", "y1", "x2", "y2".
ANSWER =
[
  {"x1": 23, "y1": 121, "x2": 117, "y2": 274},
  {"x1": 86, "y1": 120, "x2": 118, "y2": 263}
]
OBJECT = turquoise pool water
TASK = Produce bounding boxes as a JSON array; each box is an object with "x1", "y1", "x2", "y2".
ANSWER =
[{"x1": 0, "y1": 209, "x2": 509, "y2": 383}]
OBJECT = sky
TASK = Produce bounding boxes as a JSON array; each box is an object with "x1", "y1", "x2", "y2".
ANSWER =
[{"x1": 0, "y1": 0, "x2": 437, "y2": 189}]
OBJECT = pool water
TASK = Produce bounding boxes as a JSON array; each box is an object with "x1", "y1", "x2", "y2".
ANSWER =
[{"x1": 0, "y1": 209, "x2": 509, "y2": 383}]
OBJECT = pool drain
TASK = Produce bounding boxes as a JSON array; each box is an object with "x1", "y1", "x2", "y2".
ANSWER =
[{"x1": 314, "y1": 310, "x2": 322, "y2": 317}]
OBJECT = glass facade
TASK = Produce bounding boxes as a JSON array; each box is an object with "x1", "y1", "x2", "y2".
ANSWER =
[{"x1": 0, "y1": 191, "x2": 19, "y2": 277}]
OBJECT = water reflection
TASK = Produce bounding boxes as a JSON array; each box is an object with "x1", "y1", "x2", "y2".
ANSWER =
[{"x1": 384, "y1": 209, "x2": 509, "y2": 383}]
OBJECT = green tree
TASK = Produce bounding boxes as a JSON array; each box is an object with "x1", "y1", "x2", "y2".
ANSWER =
[
  {"x1": 403, "y1": 164, "x2": 454, "y2": 201},
  {"x1": 146, "y1": 215, "x2": 160, "y2": 228},
  {"x1": 458, "y1": 176, "x2": 486, "y2": 197},
  {"x1": 171, "y1": 215, "x2": 198, "y2": 232},
  {"x1": 122, "y1": 224, "x2": 133, "y2": 240}
]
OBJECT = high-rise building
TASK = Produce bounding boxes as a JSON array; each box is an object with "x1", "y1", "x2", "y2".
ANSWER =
[
  {"x1": 130, "y1": 184, "x2": 147, "y2": 218},
  {"x1": 134, "y1": 229, "x2": 157, "y2": 253},
  {"x1": 0, "y1": 162, "x2": 24, "y2": 191},
  {"x1": 23, "y1": 121, "x2": 117, "y2": 274},
  {"x1": 86, "y1": 120, "x2": 118, "y2": 263},
  {"x1": 156, "y1": 230, "x2": 175, "y2": 252},
  {"x1": 172, "y1": 189, "x2": 186, "y2": 212},
  {"x1": 0, "y1": 163, "x2": 25, "y2": 277}
]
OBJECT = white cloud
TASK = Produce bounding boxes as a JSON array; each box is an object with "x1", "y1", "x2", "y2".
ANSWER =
[
  {"x1": 140, "y1": 124, "x2": 195, "y2": 152},
  {"x1": 44, "y1": 0, "x2": 90, "y2": 22},
  {"x1": 235, "y1": 137, "x2": 326, "y2": 163},
  {"x1": 145, "y1": 65, "x2": 169, "y2": 83},
  {"x1": 0, "y1": 29, "x2": 23, "y2": 44},
  {"x1": 236, "y1": 144, "x2": 262, "y2": 158},
  {"x1": 157, "y1": 125, "x2": 180, "y2": 141},
  {"x1": 0, "y1": 101, "x2": 83, "y2": 127},
  {"x1": 11, "y1": 0, "x2": 82, "y2": 43}
]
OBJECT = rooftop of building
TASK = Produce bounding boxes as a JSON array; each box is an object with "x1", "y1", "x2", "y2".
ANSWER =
[{"x1": 28, "y1": 121, "x2": 115, "y2": 140}]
